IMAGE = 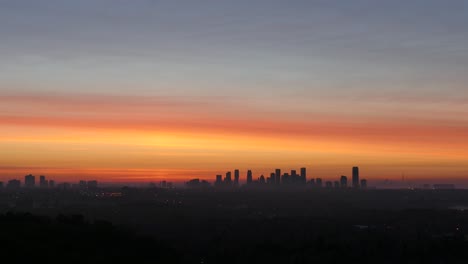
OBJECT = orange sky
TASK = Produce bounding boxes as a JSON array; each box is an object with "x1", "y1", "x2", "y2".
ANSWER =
[{"x1": 1, "y1": 92, "x2": 467, "y2": 185}]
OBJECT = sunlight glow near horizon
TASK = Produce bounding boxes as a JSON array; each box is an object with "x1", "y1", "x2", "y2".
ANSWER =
[{"x1": 1, "y1": 1, "x2": 467, "y2": 184}]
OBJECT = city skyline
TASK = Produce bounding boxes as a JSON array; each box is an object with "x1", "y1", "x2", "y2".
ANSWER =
[{"x1": 1, "y1": 1, "x2": 467, "y2": 184}]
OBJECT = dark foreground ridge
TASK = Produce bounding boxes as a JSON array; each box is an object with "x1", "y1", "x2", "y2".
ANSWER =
[{"x1": 2, "y1": 188, "x2": 468, "y2": 263}]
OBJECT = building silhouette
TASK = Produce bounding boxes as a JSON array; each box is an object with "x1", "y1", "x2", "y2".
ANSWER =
[
  {"x1": 300, "y1": 167, "x2": 306, "y2": 185},
  {"x1": 24, "y1": 174, "x2": 35, "y2": 188},
  {"x1": 316, "y1": 178, "x2": 323, "y2": 188},
  {"x1": 0, "y1": 181, "x2": 3, "y2": 189},
  {"x1": 340, "y1": 176, "x2": 348, "y2": 188},
  {"x1": 325, "y1": 181, "x2": 333, "y2": 188},
  {"x1": 360, "y1": 179, "x2": 367, "y2": 189},
  {"x1": 266, "y1": 173, "x2": 273, "y2": 184},
  {"x1": 234, "y1": 169, "x2": 240, "y2": 186},
  {"x1": 259, "y1": 175, "x2": 265, "y2": 184},
  {"x1": 334, "y1": 181, "x2": 340, "y2": 188},
  {"x1": 246, "y1": 170, "x2": 253, "y2": 184},
  {"x1": 352, "y1": 167, "x2": 360, "y2": 188},
  {"x1": 225, "y1": 171, "x2": 232, "y2": 185},
  {"x1": 216, "y1": 175, "x2": 223, "y2": 186},
  {"x1": 87, "y1": 180, "x2": 98, "y2": 189},
  {"x1": 40, "y1": 175, "x2": 48, "y2": 188},
  {"x1": 7, "y1": 179, "x2": 21, "y2": 190},
  {"x1": 275, "y1": 169, "x2": 281, "y2": 185},
  {"x1": 49, "y1": 180, "x2": 55, "y2": 188},
  {"x1": 282, "y1": 173, "x2": 290, "y2": 185},
  {"x1": 79, "y1": 180, "x2": 87, "y2": 189}
]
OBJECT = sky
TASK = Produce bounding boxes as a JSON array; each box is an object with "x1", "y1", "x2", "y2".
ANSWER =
[{"x1": 1, "y1": 0, "x2": 467, "y2": 185}]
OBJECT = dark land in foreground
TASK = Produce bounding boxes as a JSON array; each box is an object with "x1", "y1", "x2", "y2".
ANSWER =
[{"x1": 2, "y1": 188, "x2": 468, "y2": 263}]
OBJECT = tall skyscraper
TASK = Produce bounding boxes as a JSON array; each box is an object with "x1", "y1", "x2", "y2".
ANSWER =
[
  {"x1": 352, "y1": 167, "x2": 360, "y2": 188},
  {"x1": 275, "y1": 169, "x2": 281, "y2": 185},
  {"x1": 225, "y1": 171, "x2": 232, "y2": 184},
  {"x1": 300, "y1": 167, "x2": 306, "y2": 185},
  {"x1": 24, "y1": 174, "x2": 35, "y2": 188},
  {"x1": 234, "y1": 169, "x2": 240, "y2": 186},
  {"x1": 340, "y1": 176, "x2": 348, "y2": 188},
  {"x1": 247, "y1": 170, "x2": 253, "y2": 184}
]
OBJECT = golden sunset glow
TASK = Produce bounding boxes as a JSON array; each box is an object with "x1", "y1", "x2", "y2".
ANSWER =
[{"x1": 1, "y1": 93, "x2": 467, "y2": 183}]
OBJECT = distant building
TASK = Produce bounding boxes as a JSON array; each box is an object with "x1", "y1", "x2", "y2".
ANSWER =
[
  {"x1": 281, "y1": 173, "x2": 290, "y2": 185},
  {"x1": 352, "y1": 167, "x2": 360, "y2": 188},
  {"x1": 87, "y1": 180, "x2": 98, "y2": 189},
  {"x1": 49, "y1": 180, "x2": 55, "y2": 188},
  {"x1": 433, "y1": 184, "x2": 455, "y2": 190},
  {"x1": 159, "y1": 181, "x2": 167, "y2": 189},
  {"x1": 0, "y1": 181, "x2": 3, "y2": 189},
  {"x1": 225, "y1": 171, "x2": 232, "y2": 184},
  {"x1": 234, "y1": 169, "x2": 240, "y2": 186},
  {"x1": 275, "y1": 169, "x2": 281, "y2": 185},
  {"x1": 24, "y1": 174, "x2": 35, "y2": 188},
  {"x1": 40, "y1": 175, "x2": 48, "y2": 188},
  {"x1": 268, "y1": 173, "x2": 276, "y2": 185},
  {"x1": 309, "y1": 179, "x2": 315, "y2": 187},
  {"x1": 215, "y1": 175, "x2": 223, "y2": 186},
  {"x1": 325, "y1": 181, "x2": 333, "y2": 188},
  {"x1": 316, "y1": 178, "x2": 323, "y2": 188},
  {"x1": 291, "y1": 170, "x2": 298, "y2": 184},
  {"x1": 360, "y1": 179, "x2": 368, "y2": 189},
  {"x1": 259, "y1": 175, "x2": 266, "y2": 184},
  {"x1": 340, "y1": 176, "x2": 348, "y2": 188},
  {"x1": 334, "y1": 181, "x2": 340, "y2": 188},
  {"x1": 187, "y1": 179, "x2": 211, "y2": 188},
  {"x1": 300, "y1": 167, "x2": 307, "y2": 185},
  {"x1": 79, "y1": 180, "x2": 87, "y2": 189},
  {"x1": 58, "y1": 182, "x2": 71, "y2": 190},
  {"x1": 246, "y1": 170, "x2": 253, "y2": 184},
  {"x1": 7, "y1": 179, "x2": 21, "y2": 190}
]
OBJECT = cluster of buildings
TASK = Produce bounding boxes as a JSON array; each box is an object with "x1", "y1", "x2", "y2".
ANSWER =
[
  {"x1": 212, "y1": 166, "x2": 368, "y2": 189},
  {"x1": 0, "y1": 174, "x2": 98, "y2": 190}
]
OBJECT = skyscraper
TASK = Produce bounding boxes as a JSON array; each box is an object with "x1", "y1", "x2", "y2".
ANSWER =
[
  {"x1": 234, "y1": 169, "x2": 240, "y2": 186},
  {"x1": 24, "y1": 174, "x2": 35, "y2": 188},
  {"x1": 340, "y1": 176, "x2": 348, "y2": 188},
  {"x1": 275, "y1": 169, "x2": 281, "y2": 185},
  {"x1": 225, "y1": 171, "x2": 232, "y2": 184},
  {"x1": 352, "y1": 167, "x2": 360, "y2": 188},
  {"x1": 247, "y1": 170, "x2": 253, "y2": 184},
  {"x1": 300, "y1": 167, "x2": 306, "y2": 185}
]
